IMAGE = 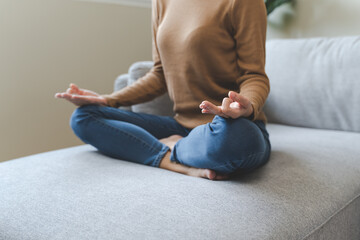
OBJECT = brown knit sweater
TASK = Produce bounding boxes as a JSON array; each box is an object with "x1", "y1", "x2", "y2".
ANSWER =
[{"x1": 101, "y1": 0, "x2": 270, "y2": 130}]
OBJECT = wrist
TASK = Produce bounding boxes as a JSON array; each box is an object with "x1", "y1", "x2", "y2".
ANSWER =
[
  {"x1": 99, "y1": 97, "x2": 108, "y2": 106},
  {"x1": 246, "y1": 104, "x2": 254, "y2": 119}
]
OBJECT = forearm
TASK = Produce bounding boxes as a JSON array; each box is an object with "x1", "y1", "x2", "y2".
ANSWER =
[
  {"x1": 100, "y1": 69, "x2": 167, "y2": 108},
  {"x1": 232, "y1": 0, "x2": 270, "y2": 121}
]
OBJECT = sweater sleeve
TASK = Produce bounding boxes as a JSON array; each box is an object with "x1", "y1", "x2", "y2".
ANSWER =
[
  {"x1": 100, "y1": 0, "x2": 167, "y2": 108},
  {"x1": 231, "y1": 0, "x2": 270, "y2": 121}
]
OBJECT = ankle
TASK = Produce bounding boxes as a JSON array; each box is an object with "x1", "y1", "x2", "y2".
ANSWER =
[
  {"x1": 159, "y1": 150, "x2": 172, "y2": 169},
  {"x1": 159, "y1": 150, "x2": 191, "y2": 175}
]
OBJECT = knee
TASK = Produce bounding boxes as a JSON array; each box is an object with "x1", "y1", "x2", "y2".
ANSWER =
[
  {"x1": 69, "y1": 104, "x2": 102, "y2": 138},
  {"x1": 206, "y1": 116, "x2": 266, "y2": 160}
]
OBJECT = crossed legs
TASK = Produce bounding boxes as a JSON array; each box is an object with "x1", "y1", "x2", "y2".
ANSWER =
[{"x1": 70, "y1": 104, "x2": 270, "y2": 180}]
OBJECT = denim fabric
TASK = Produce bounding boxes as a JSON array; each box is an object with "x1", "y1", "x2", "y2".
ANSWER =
[{"x1": 70, "y1": 104, "x2": 271, "y2": 175}]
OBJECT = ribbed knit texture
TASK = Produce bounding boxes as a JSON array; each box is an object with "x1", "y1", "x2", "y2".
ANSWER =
[{"x1": 101, "y1": 0, "x2": 270, "y2": 129}]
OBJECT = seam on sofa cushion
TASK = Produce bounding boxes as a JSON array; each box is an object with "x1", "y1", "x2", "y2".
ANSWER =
[{"x1": 301, "y1": 192, "x2": 360, "y2": 240}]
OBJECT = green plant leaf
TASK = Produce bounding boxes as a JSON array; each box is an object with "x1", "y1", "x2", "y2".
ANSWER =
[{"x1": 265, "y1": 0, "x2": 293, "y2": 15}]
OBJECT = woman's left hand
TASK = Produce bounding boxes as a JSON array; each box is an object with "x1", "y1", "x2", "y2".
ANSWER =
[{"x1": 199, "y1": 91, "x2": 253, "y2": 119}]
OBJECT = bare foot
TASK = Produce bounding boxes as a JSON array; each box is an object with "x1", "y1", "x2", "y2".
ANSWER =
[
  {"x1": 159, "y1": 135, "x2": 231, "y2": 180},
  {"x1": 158, "y1": 149, "x2": 230, "y2": 181},
  {"x1": 187, "y1": 167, "x2": 231, "y2": 180}
]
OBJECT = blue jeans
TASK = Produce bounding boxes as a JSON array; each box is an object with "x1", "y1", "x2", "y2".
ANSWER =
[{"x1": 70, "y1": 104, "x2": 271, "y2": 175}]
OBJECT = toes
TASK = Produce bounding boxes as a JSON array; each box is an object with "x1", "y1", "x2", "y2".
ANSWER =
[
  {"x1": 186, "y1": 168, "x2": 231, "y2": 181},
  {"x1": 214, "y1": 173, "x2": 231, "y2": 180},
  {"x1": 204, "y1": 169, "x2": 216, "y2": 180},
  {"x1": 195, "y1": 169, "x2": 230, "y2": 181}
]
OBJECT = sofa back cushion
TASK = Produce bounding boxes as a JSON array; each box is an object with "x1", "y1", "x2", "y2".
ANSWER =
[{"x1": 263, "y1": 35, "x2": 360, "y2": 132}]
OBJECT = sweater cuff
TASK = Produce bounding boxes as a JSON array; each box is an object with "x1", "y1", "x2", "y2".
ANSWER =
[
  {"x1": 242, "y1": 102, "x2": 255, "y2": 121},
  {"x1": 239, "y1": 93, "x2": 260, "y2": 121},
  {"x1": 247, "y1": 103, "x2": 255, "y2": 121}
]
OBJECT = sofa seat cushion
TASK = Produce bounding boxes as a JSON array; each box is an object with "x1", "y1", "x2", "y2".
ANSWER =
[{"x1": 0, "y1": 124, "x2": 359, "y2": 240}]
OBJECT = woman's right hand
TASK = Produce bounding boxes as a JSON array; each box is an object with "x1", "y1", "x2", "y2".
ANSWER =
[{"x1": 54, "y1": 83, "x2": 108, "y2": 107}]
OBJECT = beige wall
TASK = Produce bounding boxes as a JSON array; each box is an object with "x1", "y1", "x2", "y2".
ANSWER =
[
  {"x1": 1, "y1": 0, "x2": 360, "y2": 162},
  {"x1": 0, "y1": 0, "x2": 151, "y2": 162}
]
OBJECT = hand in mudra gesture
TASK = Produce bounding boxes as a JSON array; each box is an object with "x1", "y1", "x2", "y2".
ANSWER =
[
  {"x1": 199, "y1": 91, "x2": 254, "y2": 119},
  {"x1": 55, "y1": 83, "x2": 108, "y2": 107}
]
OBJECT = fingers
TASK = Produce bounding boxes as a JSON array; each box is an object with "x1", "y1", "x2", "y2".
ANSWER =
[
  {"x1": 199, "y1": 100, "x2": 229, "y2": 118},
  {"x1": 200, "y1": 101, "x2": 221, "y2": 115},
  {"x1": 199, "y1": 93, "x2": 251, "y2": 119},
  {"x1": 54, "y1": 92, "x2": 104, "y2": 107},
  {"x1": 66, "y1": 87, "x2": 77, "y2": 95},
  {"x1": 228, "y1": 91, "x2": 250, "y2": 108},
  {"x1": 55, "y1": 93, "x2": 68, "y2": 98},
  {"x1": 71, "y1": 83, "x2": 99, "y2": 97},
  {"x1": 70, "y1": 83, "x2": 79, "y2": 91},
  {"x1": 54, "y1": 83, "x2": 80, "y2": 98},
  {"x1": 56, "y1": 92, "x2": 74, "y2": 100},
  {"x1": 222, "y1": 97, "x2": 242, "y2": 119},
  {"x1": 221, "y1": 97, "x2": 233, "y2": 116},
  {"x1": 54, "y1": 93, "x2": 79, "y2": 106},
  {"x1": 214, "y1": 173, "x2": 231, "y2": 180},
  {"x1": 55, "y1": 92, "x2": 70, "y2": 98},
  {"x1": 54, "y1": 92, "x2": 86, "y2": 101},
  {"x1": 70, "y1": 94, "x2": 98, "y2": 101},
  {"x1": 70, "y1": 83, "x2": 83, "y2": 95},
  {"x1": 201, "y1": 108, "x2": 211, "y2": 114},
  {"x1": 58, "y1": 93, "x2": 82, "y2": 106}
]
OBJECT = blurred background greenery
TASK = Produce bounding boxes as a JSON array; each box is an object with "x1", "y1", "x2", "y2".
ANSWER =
[{"x1": 266, "y1": 0, "x2": 295, "y2": 15}]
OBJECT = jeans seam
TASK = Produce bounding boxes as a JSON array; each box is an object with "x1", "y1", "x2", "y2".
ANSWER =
[
  {"x1": 88, "y1": 115, "x2": 161, "y2": 154},
  {"x1": 152, "y1": 145, "x2": 170, "y2": 168},
  {"x1": 169, "y1": 138, "x2": 184, "y2": 164}
]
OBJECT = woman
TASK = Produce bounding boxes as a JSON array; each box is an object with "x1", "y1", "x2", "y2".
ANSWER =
[{"x1": 55, "y1": 0, "x2": 271, "y2": 180}]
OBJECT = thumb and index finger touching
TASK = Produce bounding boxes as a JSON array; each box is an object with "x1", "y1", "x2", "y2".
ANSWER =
[
  {"x1": 200, "y1": 100, "x2": 230, "y2": 118},
  {"x1": 200, "y1": 91, "x2": 248, "y2": 111},
  {"x1": 228, "y1": 91, "x2": 249, "y2": 107}
]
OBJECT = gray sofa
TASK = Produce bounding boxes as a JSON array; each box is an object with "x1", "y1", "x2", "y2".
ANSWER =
[{"x1": 1, "y1": 35, "x2": 359, "y2": 240}]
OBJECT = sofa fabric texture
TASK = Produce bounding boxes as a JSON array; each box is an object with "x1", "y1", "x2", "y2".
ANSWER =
[
  {"x1": 263, "y1": 35, "x2": 360, "y2": 132},
  {"x1": 0, "y1": 124, "x2": 359, "y2": 239}
]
